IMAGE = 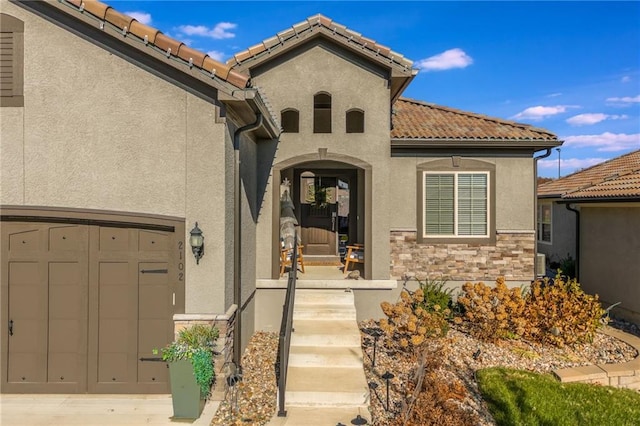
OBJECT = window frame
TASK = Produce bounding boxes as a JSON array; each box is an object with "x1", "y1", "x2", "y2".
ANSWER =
[
  {"x1": 417, "y1": 158, "x2": 496, "y2": 244},
  {"x1": 537, "y1": 202, "x2": 552, "y2": 244},
  {"x1": 0, "y1": 13, "x2": 25, "y2": 107},
  {"x1": 346, "y1": 108, "x2": 364, "y2": 133},
  {"x1": 280, "y1": 108, "x2": 299, "y2": 133},
  {"x1": 313, "y1": 92, "x2": 332, "y2": 133}
]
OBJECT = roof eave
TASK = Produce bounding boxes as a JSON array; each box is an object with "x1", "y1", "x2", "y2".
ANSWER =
[
  {"x1": 391, "y1": 139, "x2": 562, "y2": 150},
  {"x1": 558, "y1": 196, "x2": 640, "y2": 203}
]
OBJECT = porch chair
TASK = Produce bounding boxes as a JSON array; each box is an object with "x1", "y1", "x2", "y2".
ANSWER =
[
  {"x1": 280, "y1": 245, "x2": 305, "y2": 277},
  {"x1": 343, "y1": 243, "x2": 364, "y2": 274}
]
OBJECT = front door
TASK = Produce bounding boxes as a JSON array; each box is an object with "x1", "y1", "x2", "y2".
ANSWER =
[{"x1": 299, "y1": 175, "x2": 338, "y2": 255}]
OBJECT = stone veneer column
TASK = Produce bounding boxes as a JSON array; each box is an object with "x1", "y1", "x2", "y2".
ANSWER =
[
  {"x1": 172, "y1": 305, "x2": 237, "y2": 399},
  {"x1": 390, "y1": 230, "x2": 535, "y2": 281}
]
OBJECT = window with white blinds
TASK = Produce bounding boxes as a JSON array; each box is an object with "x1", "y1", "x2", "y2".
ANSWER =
[{"x1": 424, "y1": 172, "x2": 488, "y2": 237}]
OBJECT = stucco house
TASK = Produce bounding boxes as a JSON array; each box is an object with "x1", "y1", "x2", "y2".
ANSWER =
[
  {"x1": 1, "y1": 0, "x2": 560, "y2": 395},
  {"x1": 537, "y1": 150, "x2": 640, "y2": 323}
]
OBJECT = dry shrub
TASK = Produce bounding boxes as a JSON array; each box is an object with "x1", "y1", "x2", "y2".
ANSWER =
[
  {"x1": 380, "y1": 288, "x2": 449, "y2": 353},
  {"x1": 455, "y1": 275, "x2": 605, "y2": 347},
  {"x1": 389, "y1": 340, "x2": 479, "y2": 426},
  {"x1": 455, "y1": 277, "x2": 528, "y2": 341},
  {"x1": 523, "y1": 275, "x2": 605, "y2": 346}
]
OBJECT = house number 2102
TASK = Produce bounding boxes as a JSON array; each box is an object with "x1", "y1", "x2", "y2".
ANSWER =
[{"x1": 178, "y1": 241, "x2": 184, "y2": 281}]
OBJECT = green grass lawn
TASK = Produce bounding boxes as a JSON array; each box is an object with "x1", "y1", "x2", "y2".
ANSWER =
[{"x1": 476, "y1": 367, "x2": 640, "y2": 426}]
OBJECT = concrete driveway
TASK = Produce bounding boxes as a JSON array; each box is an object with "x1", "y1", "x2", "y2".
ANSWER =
[{"x1": 0, "y1": 394, "x2": 219, "y2": 426}]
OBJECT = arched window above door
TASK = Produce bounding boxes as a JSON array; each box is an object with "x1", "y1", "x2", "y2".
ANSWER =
[
  {"x1": 346, "y1": 109, "x2": 364, "y2": 133},
  {"x1": 281, "y1": 108, "x2": 299, "y2": 133}
]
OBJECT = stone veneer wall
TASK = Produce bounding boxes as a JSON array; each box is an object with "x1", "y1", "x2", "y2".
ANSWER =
[
  {"x1": 390, "y1": 230, "x2": 535, "y2": 281},
  {"x1": 173, "y1": 305, "x2": 237, "y2": 399}
]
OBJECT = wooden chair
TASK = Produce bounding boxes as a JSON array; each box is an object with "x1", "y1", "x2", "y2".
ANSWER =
[
  {"x1": 343, "y1": 244, "x2": 364, "y2": 274},
  {"x1": 280, "y1": 245, "x2": 305, "y2": 277}
]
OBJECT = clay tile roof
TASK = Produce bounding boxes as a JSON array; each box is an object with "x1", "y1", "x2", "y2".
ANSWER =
[
  {"x1": 228, "y1": 13, "x2": 415, "y2": 71},
  {"x1": 60, "y1": 0, "x2": 248, "y2": 89},
  {"x1": 538, "y1": 150, "x2": 640, "y2": 199},
  {"x1": 392, "y1": 97, "x2": 559, "y2": 141}
]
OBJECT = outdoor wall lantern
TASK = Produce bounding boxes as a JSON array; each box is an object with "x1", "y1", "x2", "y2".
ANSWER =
[{"x1": 189, "y1": 222, "x2": 204, "y2": 264}]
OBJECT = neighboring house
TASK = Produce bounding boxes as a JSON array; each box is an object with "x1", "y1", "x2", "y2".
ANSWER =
[
  {"x1": 1, "y1": 0, "x2": 560, "y2": 395},
  {"x1": 537, "y1": 150, "x2": 640, "y2": 323}
]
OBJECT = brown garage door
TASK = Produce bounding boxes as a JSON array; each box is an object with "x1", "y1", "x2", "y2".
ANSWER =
[{"x1": 1, "y1": 214, "x2": 185, "y2": 394}]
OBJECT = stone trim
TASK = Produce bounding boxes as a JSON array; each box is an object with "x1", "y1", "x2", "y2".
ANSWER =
[
  {"x1": 172, "y1": 305, "x2": 238, "y2": 399},
  {"x1": 390, "y1": 230, "x2": 535, "y2": 281},
  {"x1": 554, "y1": 328, "x2": 640, "y2": 391}
]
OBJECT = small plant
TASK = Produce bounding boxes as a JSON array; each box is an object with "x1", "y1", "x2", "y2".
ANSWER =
[
  {"x1": 161, "y1": 324, "x2": 219, "y2": 398},
  {"x1": 415, "y1": 276, "x2": 454, "y2": 318}
]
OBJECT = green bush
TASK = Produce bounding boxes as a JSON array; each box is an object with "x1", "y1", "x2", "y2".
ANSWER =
[{"x1": 161, "y1": 324, "x2": 219, "y2": 397}]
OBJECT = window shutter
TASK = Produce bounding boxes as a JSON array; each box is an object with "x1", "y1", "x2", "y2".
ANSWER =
[
  {"x1": 425, "y1": 174, "x2": 454, "y2": 235},
  {"x1": 0, "y1": 32, "x2": 14, "y2": 98}
]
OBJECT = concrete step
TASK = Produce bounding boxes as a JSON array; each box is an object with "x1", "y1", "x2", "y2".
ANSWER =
[
  {"x1": 288, "y1": 345, "x2": 364, "y2": 368},
  {"x1": 291, "y1": 320, "x2": 362, "y2": 347},
  {"x1": 266, "y1": 406, "x2": 370, "y2": 426},
  {"x1": 285, "y1": 366, "x2": 369, "y2": 407},
  {"x1": 293, "y1": 304, "x2": 356, "y2": 321},
  {"x1": 295, "y1": 289, "x2": 354, "y2": 305}
]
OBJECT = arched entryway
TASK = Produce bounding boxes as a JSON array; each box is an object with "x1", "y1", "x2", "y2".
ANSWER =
[{"x1": 271, "y1": 153, "x2": 372, "y2": 279}]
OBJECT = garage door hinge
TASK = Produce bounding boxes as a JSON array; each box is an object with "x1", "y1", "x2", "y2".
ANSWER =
[{"x1": 140, "y1": 269, "x2": 168, "y2": 274}]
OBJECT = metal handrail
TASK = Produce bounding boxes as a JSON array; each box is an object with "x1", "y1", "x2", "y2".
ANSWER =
[{"x1": 276, "y1": 235, "x2": 298, "y2": 417}]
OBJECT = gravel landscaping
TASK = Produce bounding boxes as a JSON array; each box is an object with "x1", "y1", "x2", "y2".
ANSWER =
[{"x1": 209, "y1": 319, "x2": 639, "y2": 425}]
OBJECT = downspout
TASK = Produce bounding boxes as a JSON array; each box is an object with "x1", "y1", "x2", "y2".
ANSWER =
[
  {"x1": 233, "y1": 113, "x2": 264, "y2": 372},
  {"x1": 565, "y1": 203, "x2": 580, "y2": 280},
  {"x1": 533, "y1": 148, "x2": 552, "y2": 278}
]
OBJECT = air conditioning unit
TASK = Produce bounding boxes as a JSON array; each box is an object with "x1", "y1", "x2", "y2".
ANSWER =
[{"x1": 536, "y1": 253, "x2": 546, "y2": 278}]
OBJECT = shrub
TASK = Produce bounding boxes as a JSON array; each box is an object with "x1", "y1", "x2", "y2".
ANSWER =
[
  {"x1": 454, "y1": 277, "x2": 528, "y2": 341},
  {"x1": 380, "y1": 287, "x2": 450, "y2": 353},
  {"x1": 161, "y1": 324, "x2": 220, "y2": 398},
  {"x1": 524, "y1": 274, "x2": 605, "y2": 346},
  {"x1": 416, "y1": 276, "x2": 454, "y2": 318}
]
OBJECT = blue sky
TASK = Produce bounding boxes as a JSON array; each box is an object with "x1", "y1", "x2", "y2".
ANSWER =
[{"x1": 112, "y1": 1, "x2": 639, "y2": 177}]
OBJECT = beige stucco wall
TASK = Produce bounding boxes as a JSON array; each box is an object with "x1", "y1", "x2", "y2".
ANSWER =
[
  {"x1": 0, "y1": 2, "x2": 232, "y2": 315},
  {"x1": 580, "y1": 205, "x2": 640, "y2": 323},
  {"x1": 537, "y1": 200, "x2": 577, "y2": 264},
  {"x1": 251, "y1": 41, "x2": 392, "y2": 280},
  {"x1": 389, "y1": 156, "x2": 535, "y2": 231}
]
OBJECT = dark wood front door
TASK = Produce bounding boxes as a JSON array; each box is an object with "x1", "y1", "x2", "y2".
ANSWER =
[{"x1": 300, "y1": 176, "x2": 338, "y2": 255}]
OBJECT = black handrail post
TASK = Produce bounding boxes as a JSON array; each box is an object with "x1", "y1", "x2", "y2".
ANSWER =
[{"x1": 277, "y1": 233, "x2": 298, "y2": 417}]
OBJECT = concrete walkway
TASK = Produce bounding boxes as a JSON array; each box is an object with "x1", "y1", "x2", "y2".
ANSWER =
[{"x1": 0, "y1": 394, "x2": 219, "y2": 426}]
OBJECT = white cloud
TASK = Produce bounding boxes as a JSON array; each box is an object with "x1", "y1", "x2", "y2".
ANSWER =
[
  {"x1": 547, "y1": 93, "x2": 563, "y2": 98},
  {"x1": 562, "y1": 132, "x2": 640, "y2": 152},
  {"x1": 125, "y1": 11, "x2": 152, "y2": 25},
  {"x1": 415, "y1": 48, "x2": 473, "y2": 71},
  {"x1": 511, "y1": 105, "x2": 576, "y2": 121},
  {"x1": 207, "y1": 50, "x2": 225, "y2": 61},
  {"x1": 621, "y1": 76, "x2": 631, "y2": 83},
  {"x1": 177, "y1": 22, "x2": 237, "y2": 39},
  {"x1": 566, "y1": 113, "x2": 629, "y2": 126},
  {"x1": 606, "y1": 95, "x2": 640, "y2": 106},
  {"x1": 538, "y1": 157, "x2": 608, "y2": 172}
]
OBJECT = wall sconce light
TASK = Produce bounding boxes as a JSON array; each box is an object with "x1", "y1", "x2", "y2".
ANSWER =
[{"x1": 189, "y1": 222, "x2": 204, "y2": 264}]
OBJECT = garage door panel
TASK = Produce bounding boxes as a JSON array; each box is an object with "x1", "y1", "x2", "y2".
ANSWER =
[
  {"x1": 8, "y1": 229, "x2": 40, "y2": 252},
  {"x1": 8, "y1": 319, "x2": 44, "y2": 352},
  {"x1": 7, "y1": 352, "x2": 47, "y2": 383},
  {"x1": 98, "y1": 353, "x2": 129, "y2": 383},
  {"x1": 99, "y1": 228, "x2": 131, "y2": 251},
  {"x1": 49, "y1": 263, "x2": 82, "y2": 319},
  {"x1": 138, "y1": 319, "x2": 170, "y2": 352},
  {"x1": 48, "y1": 319, "x2": 80, "y2": 352},
  {"x1": 138, "y1": 359, "x2": 168, "y2": 384},
  {"x1": 48, "y1": 353, "x2": 82, "y2": 383},
  {"x1": 49, "y1": 226, "x2": 85, "y2": 252},
  {"x1": 9, "y1": 283, "x2": 46, "y2": 320},
  {"x1": 99, "y1": 319, "x2": 129, "y2": 351},
  {"x1": 8, "y1": 261, "x2": 40, "y2": 286},
  {"x1": 139, "y1": 231, "x2": 169, "y2": 252},
  {"x1": 99, "y1": 262, "x2": 129, "y2": 286},
  {"x1": 98, "y1": 285, "x2": 129, "y2": 319}
]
